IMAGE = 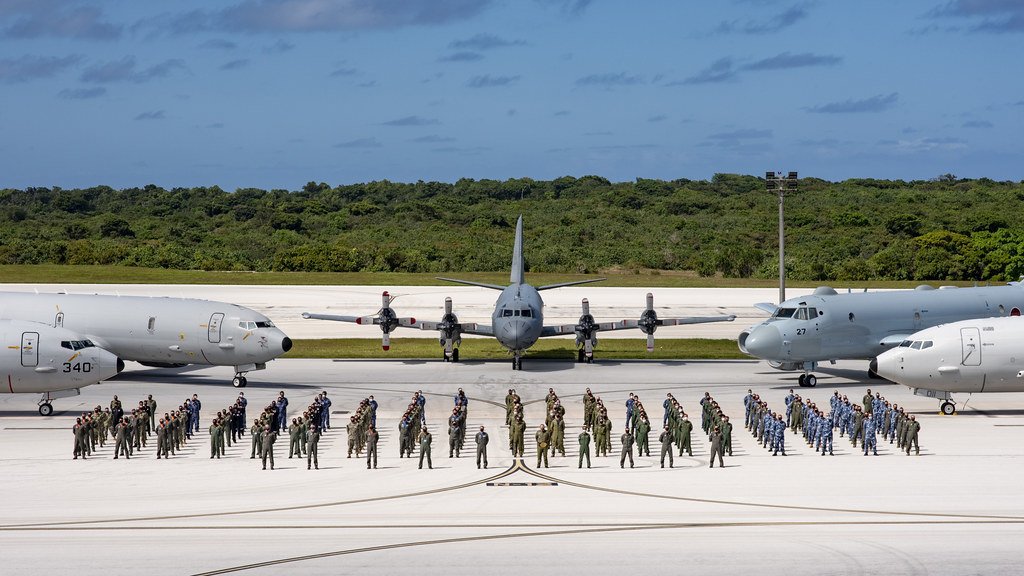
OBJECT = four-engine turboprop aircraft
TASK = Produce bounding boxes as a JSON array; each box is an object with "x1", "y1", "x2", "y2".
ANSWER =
[
  {"x1": 875, "y1": 316, "x2": 1024, "y2": 415},
  {"x1": 0, "y1": 291, "x2": 292, "y2": 389},
  {"x1": 738, "y1": 284, "x2": 1024, "y2": 387},
  {"x1": 1, "y1": 319, "x2": 122, "y2": 415},
  {"x1": 304, "y1": 216, "x2": 736, "y2": 369}
]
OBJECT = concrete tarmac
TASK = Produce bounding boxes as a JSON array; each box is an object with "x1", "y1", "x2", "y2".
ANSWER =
[{"x1": 2, "y1": 358, "x2": 1023, "y2": 575}]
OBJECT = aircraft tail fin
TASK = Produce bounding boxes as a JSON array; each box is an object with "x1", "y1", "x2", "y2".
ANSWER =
[{"x1": 510, "y1": 215, "x2": 524, "y2": 285}]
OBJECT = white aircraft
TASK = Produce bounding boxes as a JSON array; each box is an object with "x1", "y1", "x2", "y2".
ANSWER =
[
  {"x1": 0, "y1": 291, "x2": 291, "y2": 389},
  {"x1": 1, "y1": 319, "x2": 121, "y2": 415},
  {"x1": 874, "y1": 316, "x2": 1024, "y2": 415}
]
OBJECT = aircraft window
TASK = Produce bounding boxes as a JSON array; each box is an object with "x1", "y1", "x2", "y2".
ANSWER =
[
  {"x1": 255, "y1": 321, "x2": 275, "y2": 328},
  {"x1": 911, "y1": 341, "x2": 923, "y2": 350},
  {"x1": 773, "y1": 308, "x2": 796, "y2": 319},
  {"x1": 849, "y1": 313, "x2": 855, "y2": 322},
  {"x1": 922, "y1": 341, "x2": 933, "y2": 349},
  {"x1": 502, "y1": 309, "x2": 513, "y2": 317},
  {"x1": 239, "y1": 321, "x2": 257, "y2": 330},
  {"x1": 521, "y1": 309, "x2": 532, "y2": 318},
  {"x1": 899, "y1": 340, "x2": 913, "y2": 347},
  {"x1": 61, "y1": 340, "x2": 94, "y2": 350},
  {"x1": 795, "y1": 308, "x2": 808, "y2": 320},
  {"x1": 808, "y1": 308, "x2": 818, "y2": 319},
  {"x1": 148, "y1": 317, "x2": 156, "y2": 331}
]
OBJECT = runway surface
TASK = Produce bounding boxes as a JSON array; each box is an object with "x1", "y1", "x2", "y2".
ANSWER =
[
  {"x1": 0, "y1": 283, "x2": 857, "y2": 339},
  {"x1": 2, "y1": 358, "x2": 1023, "y2": 575}
]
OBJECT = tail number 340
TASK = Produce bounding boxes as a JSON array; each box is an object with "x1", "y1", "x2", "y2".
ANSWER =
[{"x1": 63, "y1": 362, "x2": 92, "y2": 373}]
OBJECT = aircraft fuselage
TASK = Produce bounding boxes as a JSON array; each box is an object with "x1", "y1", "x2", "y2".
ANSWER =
[{"x1": 491, "y1": 283, "x2": 544, "y2": 354}]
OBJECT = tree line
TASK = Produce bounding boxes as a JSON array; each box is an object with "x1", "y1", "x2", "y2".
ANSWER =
[{"x1": 2, "y1": 174, "x2": 1023, "y2": 282}]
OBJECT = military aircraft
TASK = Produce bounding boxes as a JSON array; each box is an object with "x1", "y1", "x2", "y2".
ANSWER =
[
  {"x1": 303, "y1": 216, "x2": 735, "y2": 369},
  {"x1": 738, "y1": 284, "x2": 1024, "y2": 387},
  {"x1": 874, "y1": 316, "x2": 1024, "y2": 415},
  {"x1": 1, "y1": 319, "x2": 122, "y2": 415},
  {"x1": 0, "y1": 291, "x2": 291, "y2": 389}
]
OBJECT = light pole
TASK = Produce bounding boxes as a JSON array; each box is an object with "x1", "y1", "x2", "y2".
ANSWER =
[{"x1": 765, "y1": 171, "x2": 798, "y2": 304}]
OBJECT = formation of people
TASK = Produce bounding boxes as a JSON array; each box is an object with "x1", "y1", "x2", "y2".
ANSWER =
[
  {"x1": 73, "y1": 386, "x2": 923, "y2": 466},
  {"x1": 744, "y1": 387, "x2": 923, "y2": 456}
]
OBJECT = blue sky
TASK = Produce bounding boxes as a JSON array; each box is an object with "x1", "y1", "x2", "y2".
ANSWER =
[{"x1": 1, "y1": 0, "x2": 1022, "y2": 189}]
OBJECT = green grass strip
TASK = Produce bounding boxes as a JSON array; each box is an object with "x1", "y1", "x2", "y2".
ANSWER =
[{"x1": 285, "y1": 338, "x2": 747, "y2": 360}]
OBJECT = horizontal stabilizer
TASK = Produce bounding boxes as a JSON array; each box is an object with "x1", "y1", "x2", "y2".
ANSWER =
[
  {"x1": 435, "y1": 277, "x2": 507, "y2": 291},
  {"x1": 536, "y1": 278, "x2": 606, "y2": 291}
]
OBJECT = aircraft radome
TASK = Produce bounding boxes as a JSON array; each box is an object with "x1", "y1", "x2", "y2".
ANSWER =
[
  {"x1": 0, "y1": 291, "x2": 291, "y2": 389},
  {"x1": 1, "y1": 319, "x2": 122, "y2": 415},
  {"x1": 875, "y1": 316, "x2": 1024, "y2": 415},
  {"x1": 738, "y1": 284, "x2": 1024, "y2": 387},
  {"x1": 304, "y1": 215, "x2": 735, "y2": 369}
]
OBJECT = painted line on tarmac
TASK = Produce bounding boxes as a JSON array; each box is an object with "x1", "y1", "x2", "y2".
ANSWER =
[{"x1": 191, "y1": 519, "x2": 1024, "y2": 575}]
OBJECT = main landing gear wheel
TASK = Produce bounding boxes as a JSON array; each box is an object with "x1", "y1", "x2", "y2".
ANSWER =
[
  {"x1": 452, "y1": 349, "x2": 459, "y2": 362},
  {"x1": 805, "y1": 374, "x2": 817, "y2": 387},
  {"x1": 798, "y1": 374, "x2": 806, "y2": 387},
  {"x1": 940, "y1": 401, "x2": 956, "y2": 416},
  {"x1": 38, "y1": 403, "x2": 53, "y2": 417},
  {"x1": 232, "y1": 376, "x2": 248, "y2": 388},
  {"x1": 577, "y1": 349, "x2": 585, "y2": 363},
  {"x1": 512, "y1": 356, "x2": 522, "y2": 370}
]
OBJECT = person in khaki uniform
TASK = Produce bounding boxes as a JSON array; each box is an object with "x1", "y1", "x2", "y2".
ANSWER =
[
  {"x1": 307, "y1": 424, "x2": 321, "y2": 470},
  {"x1": 366, "y1": 426, "x2": 379, "y2": 469},
  {"x1": 905, "y1": 415, "x2": 921, "y2": 455},
  {"x1": 288, "y1": 418, "x2": 302, "y2": 458},
  {"x1": 709, "y1": 425, "x2": 724, "y2": 468},
  {"x1": 261, "y1": 426, "x2": 277, "y2": 470},
  {"x1": 620, "y1": 429, "x2": 635, "y2": 468},
  {"x1": 578, "y1": 426, "x2": 591, "y2": 468},
  {"x1": 535, "y1": 425, "x2": 550, "y2": 468}
]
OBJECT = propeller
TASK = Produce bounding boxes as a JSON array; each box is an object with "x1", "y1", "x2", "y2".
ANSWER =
[
  {"x1": 358, "y1": 291, "x2": 417, "y2": 351},
  {"x1": 575, "y1": 298, "x2": 598, "y2": 357},
  {"x1": 438, "y1": 297, "x2": 462, "y2": 358},
  {"x1": 636, "y1": 293, "x2": 658, "y2": 352}
]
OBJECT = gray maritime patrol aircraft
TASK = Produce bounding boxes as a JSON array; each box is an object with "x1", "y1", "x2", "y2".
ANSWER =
[
  {"x1": 0, "y1": 319, "x2": 122, "y2": 415},
  {"x1": 304, "y1": 216, "x2": 735, "y2": 369},
  {"x1": 738, "y1": 284, "x2": 1024, "y2": 387},
  {"x1": 0, "y1": 291, "x2": 292, "y2": 409}
]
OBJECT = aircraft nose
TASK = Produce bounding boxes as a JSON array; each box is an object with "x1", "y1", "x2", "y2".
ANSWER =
[
  {"x1": 874, "y1": 349, "x2": 902, "y2": 382},
  {"x1": 282, "y1": 337, "x2": 293, "y2": 353},
  {"x1": 97, "y1": 348, "x2": 121, "y2": 381},
  {"x1": 743, "y1": 324, "x2": 783, "y2": 359}
]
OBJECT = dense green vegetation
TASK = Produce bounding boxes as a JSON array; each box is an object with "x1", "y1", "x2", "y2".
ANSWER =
[{"x1": 2, "y1": 174, "x2": 1023, "y2": 281}]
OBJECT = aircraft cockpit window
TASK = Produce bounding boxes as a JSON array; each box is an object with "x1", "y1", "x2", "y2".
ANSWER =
[
  {"x1": 922, "y1": 341, "x2": 933, "y2": 349},
  {"x1": 773, "y1": 308, "x2": 797, "y2": 319},
  {"x1": 911, "y1": 341, "x2": 923, "y2": 350},
  {"x1": 808, "y1": 308, "x2": 818, "y2": 319},
  {"x1": 61, "y1": 340, "x2": 95, "y2": 350},
  {"x1": 255, "y1": 321, "x2": 275, "y2": 329},
  {"x1": 899, "y1": 340, "x2": 913, "y2": 347},
  {"x1": 520, "y1": 309, "x2": 532, "y2": 318},
  {"x1": 795, "y1": 308, "x2": 809, "y2": 320},
  {"x1": 502, "y1": 309, "x2": 514, "y2": 317},
  {"x1": 238, "y1": 321, "x2": 258, "y2": 330}
]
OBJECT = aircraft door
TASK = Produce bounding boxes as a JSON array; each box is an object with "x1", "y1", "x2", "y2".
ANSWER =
[
  {"x1": 21, "y1": 332, "x2": 39, "y2": 367},
  {"x1": 55, "y1": 312, "x2": 64, "y2": 328},
  {"x1": 960, "y1": 327, "x2": 981, "y2": 366},
  {"x1": 208, "y1": 313, "x2": 225, "y2": 344}
]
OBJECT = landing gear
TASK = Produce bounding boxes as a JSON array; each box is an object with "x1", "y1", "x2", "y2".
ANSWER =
[
  {"x1": 940, "y1": 401, "x2": 956, "y2": 416},
  {"x1": 799, "y1": 374, "x2": 817, "y2": 387},
  {"x1": 38, "y1": 403, "x2": 53, "y2": 417},
  {"x1": 36, "y1": 388, "x2": 79, "y2": 417},
  {"x1": 577, "y1": 349, "x2": 585, "y2": 363},
  {"x1": 452, "y1": 348, "x2": 459, "y2": 362},
  {"x1": 512, "y1": 355, "x2": 523, "y2": 370},
  {"x1": 232, "y1": 375, "x2": 248, "y2": 388}
]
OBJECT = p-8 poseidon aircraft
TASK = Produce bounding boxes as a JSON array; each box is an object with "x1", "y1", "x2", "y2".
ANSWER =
[
  {"x1": 304, "y1": 216, "x2": 735, "y2": 369},
  {"x1": 1, "y1": 319, "x2": 122, "y2": 415},
  {"x1": 0, "y1": 291, "x2": 292, "y2": 389}
]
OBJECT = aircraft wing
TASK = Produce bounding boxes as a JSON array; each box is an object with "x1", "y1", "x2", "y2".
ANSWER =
[
  {"x1": 610, "y1": 314, "x2": 737, "y2": 331},
  {"x1": 301, "y1": 312, "x2": 364, "y2": 323},
  {"x1": 541, "y1": 321, "x2": 620, "y2": 337},
  {"x1": 418, "y1": 321, "x2": 494, "y2": 337},
  {"x1": 754, "y1": 302, "x2": 778, "y2": 315}
]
